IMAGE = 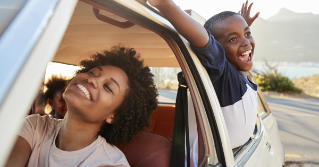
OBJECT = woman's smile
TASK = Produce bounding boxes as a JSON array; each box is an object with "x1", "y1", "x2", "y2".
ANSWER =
[{"x1": 74, "y1": 83, "x2": 92, "y2": 101}]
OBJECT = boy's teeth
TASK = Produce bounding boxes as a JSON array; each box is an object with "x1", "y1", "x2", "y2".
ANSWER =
[
  {"x1": 76, "y1": 84, "x2": 91, "y2": 100},
  {"x1": 241, "y1": 50, "x2": 251, "y2": 55}
]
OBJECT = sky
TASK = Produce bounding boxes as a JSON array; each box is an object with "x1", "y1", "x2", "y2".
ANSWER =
[{"x1": 173, "y1": 0, "x2": 319, "y2": 19}]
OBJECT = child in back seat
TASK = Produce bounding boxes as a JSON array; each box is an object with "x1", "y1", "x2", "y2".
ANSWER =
[{"x1": 148, "y1": 0, "x2": 260, "y2": 165}]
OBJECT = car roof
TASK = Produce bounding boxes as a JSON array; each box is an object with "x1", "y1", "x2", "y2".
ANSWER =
[{"x1": 53, "y1": 1, "x2": 179, "y2": 67}]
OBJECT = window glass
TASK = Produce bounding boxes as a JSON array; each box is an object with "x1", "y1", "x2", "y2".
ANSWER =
[
  {"x1": 44, "y1": 62, "x2": 80, "y2": 82},
  {"x1": 150, "y1": 67, "x2": 180, "y2": 103},
  {"x1": 0, "y1": 0, "x2": 28, "y2": 36}
]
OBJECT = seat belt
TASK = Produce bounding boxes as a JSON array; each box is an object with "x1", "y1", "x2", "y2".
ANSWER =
[{"x1": 170, "y1": 72, "x2": 190, "y2": 167}]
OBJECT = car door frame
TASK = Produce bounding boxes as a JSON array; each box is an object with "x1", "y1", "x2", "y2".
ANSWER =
[{"x1": 0, "y1": 0, "x2": 78, "y2": 166}]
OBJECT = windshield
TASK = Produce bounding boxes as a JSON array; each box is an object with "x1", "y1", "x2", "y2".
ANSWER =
[{"x1": 0, "y1": 0, "x2": 27, "y2": 36}]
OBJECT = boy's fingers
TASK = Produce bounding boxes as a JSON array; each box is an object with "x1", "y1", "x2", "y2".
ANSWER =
[
  {"x1": 247, "y1": 2, "x2": 253, "y2": 15},
  {"x1": 244, "y1": 0, "x2": 248, "y2": 13},
  {"x1": 252, "y1": 12, "x2": 260, "y2": 21},
  {"x1": 241, "y1": 3, "x2": 244, "y2": 14}
]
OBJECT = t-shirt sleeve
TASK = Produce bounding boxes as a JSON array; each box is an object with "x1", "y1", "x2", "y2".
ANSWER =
[
  {"x1": 191, "y1": 30, "x2": 226, "y2": 83},
  {"x1": 18, "y1": 114, "x2": 40, "y2": 149}
]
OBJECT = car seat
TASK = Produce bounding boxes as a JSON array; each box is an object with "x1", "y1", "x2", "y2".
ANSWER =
[{"x1": 115, "y1": 131, "x2": 171, "y2": 167}]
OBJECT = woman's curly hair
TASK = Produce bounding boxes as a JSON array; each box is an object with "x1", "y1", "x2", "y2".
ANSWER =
[{"x1": 76, "y1": 45, "x2": 158, "y2": 144}]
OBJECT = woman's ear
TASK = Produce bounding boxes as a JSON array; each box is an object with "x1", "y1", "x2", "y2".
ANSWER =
[
  {"x1": 48, "y1": 99, "x2": 54, "y2": 107},
  {"x1": 106, "y1": 115, "x2": 114, "y2": 124}
]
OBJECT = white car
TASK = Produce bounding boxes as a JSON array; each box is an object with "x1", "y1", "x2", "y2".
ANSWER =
[{"x1": 0, "y1": 0, "x2": 284, "y2": 166}]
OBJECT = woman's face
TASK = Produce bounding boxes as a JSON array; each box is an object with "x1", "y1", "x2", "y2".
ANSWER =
[{"x1": 63, "y1": 65, "x2": 129, "y2": 124}]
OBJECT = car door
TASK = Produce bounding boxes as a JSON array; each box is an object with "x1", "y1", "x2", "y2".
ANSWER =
[
  {"x1": 256, "y1": 89, "x2": 285, "y2": 165},
  {"x1": 229, "y1": 74, "x2": 284, "y2": 166},
  {"x1": 0, "y1": 0, "x2": 77, "y2": 166}
]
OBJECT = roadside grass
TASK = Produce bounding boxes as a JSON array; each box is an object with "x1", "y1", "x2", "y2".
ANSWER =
[{"x1": 285, "y1": 161, "x2": 319, "y2": 167}]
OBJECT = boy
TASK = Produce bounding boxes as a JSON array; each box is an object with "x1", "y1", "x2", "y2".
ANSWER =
[{"x1": 148, "y1": 0, "x2": 260, "y2": 150}]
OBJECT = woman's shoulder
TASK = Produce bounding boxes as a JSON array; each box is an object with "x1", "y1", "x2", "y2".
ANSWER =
[
  {"x1": 26, "y1": 114, "x2": 62, "y2": 125},
  {"x1": 24, "y1": 114, "x2": 62, "y2": 134},
  {"x1": 95, "y1": 136, "x2": 130, "y2": 166}
]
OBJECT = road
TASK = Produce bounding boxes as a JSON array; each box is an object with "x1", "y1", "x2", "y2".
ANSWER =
[
  {"x1": 158, "y1": 89, "x2": 319, "y2": 164},
  {"x1": 265, "y1": 96, "x2": 319, "y2": 164}
]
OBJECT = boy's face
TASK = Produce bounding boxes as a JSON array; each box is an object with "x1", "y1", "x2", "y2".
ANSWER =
[{"x1": 214, "y1": 15, "x2": 255, "y2": 72}]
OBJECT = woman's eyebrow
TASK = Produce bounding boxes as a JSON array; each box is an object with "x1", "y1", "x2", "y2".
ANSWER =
[
  {"x1": 111, "y1": 78, "x2": 120, "y2": 90},
  {"x1": 97, "y1": 66, "x2": 103, "y2": 71}
]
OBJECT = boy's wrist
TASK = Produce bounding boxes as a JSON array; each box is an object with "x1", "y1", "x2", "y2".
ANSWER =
[{"x1": 155, "y1": 0, "x2": 176, "y2": 13}]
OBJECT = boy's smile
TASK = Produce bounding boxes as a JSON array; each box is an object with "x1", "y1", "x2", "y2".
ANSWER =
[{"x1": 214, "y1": 14, "x2": 255, "y2": 72}]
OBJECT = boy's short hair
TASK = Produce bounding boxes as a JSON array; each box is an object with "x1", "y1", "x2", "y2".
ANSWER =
[
  {"x1": 76, "y1": 45, "x2": 158, "y2": 144},
  {"x1": 204, "y1": 11, "x2": 239, "y2": 35}
]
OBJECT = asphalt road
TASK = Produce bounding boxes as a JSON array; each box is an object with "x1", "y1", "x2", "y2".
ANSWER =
[{"x1": 265, "y1": 96, "x2": 319, "y2": 164}]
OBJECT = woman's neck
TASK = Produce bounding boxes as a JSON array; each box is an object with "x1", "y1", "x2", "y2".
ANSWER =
[{"x1": 55, "y1": 113, "x2": 102, "y2": 151}]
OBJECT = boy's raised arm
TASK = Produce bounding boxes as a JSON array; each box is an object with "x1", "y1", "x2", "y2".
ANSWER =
[{"x1": 147, "y1": 0, "x2": 209, "y2": 48}]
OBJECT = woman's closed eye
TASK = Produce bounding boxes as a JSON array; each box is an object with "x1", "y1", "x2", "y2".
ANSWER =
[
  {"x1": 88, "y1": 71, "x2": 96, "y2": 76},
  {"x1": 104, "y1": 84, "x2": 113, "y2": 94}
]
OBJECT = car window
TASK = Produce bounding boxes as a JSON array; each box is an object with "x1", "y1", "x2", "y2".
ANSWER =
[
  {"x1": 150, "y1": 67, "x2": 180, "y2": 103},
  {"x1": 45, "y1": 62, "x2": 80, "y2": 80},
  {"x1": 44, "y1": 64, "x2": 181, "y2": 104}
]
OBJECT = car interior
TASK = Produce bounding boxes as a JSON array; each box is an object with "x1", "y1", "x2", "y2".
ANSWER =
[{"x1": 26, "y1": 1, "x2": 207, "y2": 167}]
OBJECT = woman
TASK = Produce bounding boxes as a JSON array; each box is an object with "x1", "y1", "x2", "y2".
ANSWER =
[{"x1": 5, "y1": 46, "x2": 158, "y2": 167}]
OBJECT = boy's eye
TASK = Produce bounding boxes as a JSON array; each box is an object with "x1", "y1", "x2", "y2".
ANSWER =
[
  {"x1": 104, "y1": 84, "x2": 113, "y2": 94},
  {"x1": 245, "y1": 31, "x2": 252, "y2": 37},
  {"x1": 229, "y1": 37, "x2": 237, "y2": 42}
]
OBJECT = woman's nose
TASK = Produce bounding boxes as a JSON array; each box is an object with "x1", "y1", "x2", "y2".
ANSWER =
[{"x1": 87, "y1": 76, "x2": 98, "y2": 89}]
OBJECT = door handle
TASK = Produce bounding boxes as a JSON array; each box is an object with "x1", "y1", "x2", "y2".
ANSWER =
[{"x1": 266, "y1": 142, "x2": 274, "y2": 154}]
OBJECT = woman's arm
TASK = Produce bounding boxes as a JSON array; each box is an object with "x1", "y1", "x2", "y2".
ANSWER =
[{"x1": 5, "y1": 136, "x2": 31, "y2": 167}]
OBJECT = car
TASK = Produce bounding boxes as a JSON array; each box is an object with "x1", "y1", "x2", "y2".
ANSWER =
[{"x1": 0, "y1": 0, "x2": 284, "y2": 166}]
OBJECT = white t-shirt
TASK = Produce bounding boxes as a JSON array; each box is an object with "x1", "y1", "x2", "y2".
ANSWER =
[{"x1": 19, "y1": 114, "x2": 130, "y2": 167}]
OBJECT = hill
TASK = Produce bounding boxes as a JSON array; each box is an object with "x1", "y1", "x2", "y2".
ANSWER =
[
  {"x1": 250, "y1": 8, "x2": 319, "y2": 63},
  {"x1": 292, "y1": 74, "x2": 319, "y2": 98}
]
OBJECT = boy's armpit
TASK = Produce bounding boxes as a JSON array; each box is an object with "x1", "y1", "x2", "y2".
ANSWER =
[{"x1": 191, "y1": 30, "x2": 226, "y2": 82}]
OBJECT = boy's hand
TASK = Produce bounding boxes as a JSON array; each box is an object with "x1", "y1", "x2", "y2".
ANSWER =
[{"x1": 238, "y1": 0, "x2": 260, "y2": 27}]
